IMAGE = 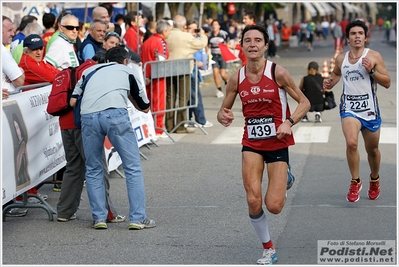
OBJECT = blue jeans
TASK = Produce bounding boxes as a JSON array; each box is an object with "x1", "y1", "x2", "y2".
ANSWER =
[
  {"x1": 189, "y1": 76, "x2": 206, "y2": 125},
  {"x1": 81, "y1": 108, "x2": 146, "y2": 222}
]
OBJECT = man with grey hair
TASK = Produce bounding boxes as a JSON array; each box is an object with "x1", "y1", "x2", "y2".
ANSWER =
[
  {"x1": 12, "y1": 22, "x2": 43, "y2": 64},
  {"x1": 45, "y1": 13, "x2": 80, "y2": 70},
  {"x1": 165, "y1": 15, "x2": 208, "y2": 133},
  {"x1": 140, "y1": 19, "x2": 171, "y2": 137},
  {"x1": 78, "y1": 19, "x2": 107, "y2": 63},
  {"x1": 18, "y1": 34, "x2": 59, "y2": 85},
  {"x1": 2, "y1": 15, "x2": 25, "y2": 94}
]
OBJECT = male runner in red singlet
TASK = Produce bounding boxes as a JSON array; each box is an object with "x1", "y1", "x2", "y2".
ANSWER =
[{"x1": 217, "y1": 25, "x2": 310, "y2": 265}]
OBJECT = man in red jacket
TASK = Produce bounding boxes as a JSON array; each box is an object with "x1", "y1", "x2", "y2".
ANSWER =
[
  {"x1": 18, "y1": 34, "x2": 59, "y2": 85},
  {"x1": 140, "y1": 20, "x2": 171, "y2": 137}
]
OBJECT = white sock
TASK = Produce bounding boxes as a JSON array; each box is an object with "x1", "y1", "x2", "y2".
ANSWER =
[{"x1": 250, "y1": 210, "x2": 271, "y2": 244}]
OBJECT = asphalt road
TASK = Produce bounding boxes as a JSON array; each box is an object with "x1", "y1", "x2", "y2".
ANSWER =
[{"x1": 2, "y1": 29, "x2": 396, "y2": 266}]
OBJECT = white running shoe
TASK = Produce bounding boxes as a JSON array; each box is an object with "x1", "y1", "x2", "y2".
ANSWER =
[
  {"x1": 315, "y1": 112, "x2": 322, "y2": 123},
  {"x1": 215, "y1": 90, "x2": 224, "y2": 98},
  {"x1": 257, "y1": 248, "x2": 277, "y2": 265},
  {"x1": 202, "y1": 121, "x2": 213, "y2": 128}
]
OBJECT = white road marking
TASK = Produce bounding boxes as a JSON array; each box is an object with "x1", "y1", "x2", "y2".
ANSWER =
[
  {"x1": 293, "y1": 126, "x2": 331, "y2": 143},
  {"x1": 379, "y1": 127, "x2": 397, "y2": 144},
  {"x1": 211, "y1": 126, "x2": 396, "y2": 144},
  {"x1": 211, "y1": 127, "x2": 243, "y2": 144}
]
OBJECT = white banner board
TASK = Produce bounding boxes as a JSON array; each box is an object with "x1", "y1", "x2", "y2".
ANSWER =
[{"x1": 2, "y1": 84, "x2": 156, "y2": 204}]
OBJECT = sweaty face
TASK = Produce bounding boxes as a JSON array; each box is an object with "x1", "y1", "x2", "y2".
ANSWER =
[
  {"x1": 242, "y1": 29, "x2": 268, "y2": 59},
  {"x1": 347, "y1": 26, "x2": 366, "y2": 47},
  {"x1": 60, "y1": 17, "x2": 79, "y2": 41}
]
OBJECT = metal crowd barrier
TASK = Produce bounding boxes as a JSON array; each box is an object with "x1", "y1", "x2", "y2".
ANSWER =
[
  {"x1": 3, "y1": 82, "x2": 56, "y2": 221},
  {"x1": 9, "y1": 82, "x2": 51, "y2": 94},
  {"x1": 143, "y1": 58, "x2": 208, "y2": 141}
]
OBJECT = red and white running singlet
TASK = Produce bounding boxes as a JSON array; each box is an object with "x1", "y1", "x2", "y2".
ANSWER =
[{"x1": 238, "y1": 60, "x2": 295, "y2": 151}]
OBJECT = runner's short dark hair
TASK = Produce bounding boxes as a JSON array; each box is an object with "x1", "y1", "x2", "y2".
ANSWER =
[{"x1": 240, "y1": 25, "x2": 269, "y2": 46}]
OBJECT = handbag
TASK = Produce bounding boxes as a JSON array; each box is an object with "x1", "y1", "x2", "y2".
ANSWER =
[
  {"x1": 323, "y1": 91, "x2": 337, "y2": 110},
  {"x1": 309, "y1": 75, "x2": 336, "y2": 110}
]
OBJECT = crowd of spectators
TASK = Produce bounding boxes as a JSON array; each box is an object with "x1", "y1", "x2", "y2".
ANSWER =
[{"x1": 1, "y1": 4, "x2": 218, "y2": 223}]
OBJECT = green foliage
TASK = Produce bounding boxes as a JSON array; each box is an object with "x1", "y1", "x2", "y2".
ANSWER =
[{"x1": 377, "y1": 3, "x2": 397, "y2": 20}]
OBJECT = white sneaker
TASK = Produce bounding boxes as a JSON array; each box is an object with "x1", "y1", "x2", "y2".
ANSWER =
[
  {"x1": 156, "y1": 132, "x2": 168, "y2": 138},
  {"x1": 257, "y1": 248, "x2": 277, "y2": 265},
  {"x1": 202, "y1": 121, "x2": 213, "y2": 128},
  {"x1": 215, "y1": 90, "x2": 224, "y2": 98},
  {"x1": 315, "y1": 113, "x2": 322, "y2": 123}
]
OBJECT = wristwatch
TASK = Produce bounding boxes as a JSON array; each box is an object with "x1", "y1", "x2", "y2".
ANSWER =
[
  {"x1": 287, "y1": 117, "x2": 295, "y2": 127},
  {"x1": 369, "y1": 68, "x2": 377, "y2": 77}
]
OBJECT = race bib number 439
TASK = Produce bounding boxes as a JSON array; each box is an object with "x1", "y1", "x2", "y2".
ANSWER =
[{"x1": 247, "y1": 116, "x2": 276, "y2": 140}]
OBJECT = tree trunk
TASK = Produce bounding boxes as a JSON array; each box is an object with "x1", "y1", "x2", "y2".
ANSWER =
[
  {"x1": 155, "y1": 3, "x2": 165, "y2": 20},
  {"x1": 126, "y1": 2, "x2": 138, "y2": 13},
  {"x1": 168, "y1": 3, "x2": 179, "y2": 19},
  {"x1": 184, "y1": 3, "x2": 194, "y2": 20}
]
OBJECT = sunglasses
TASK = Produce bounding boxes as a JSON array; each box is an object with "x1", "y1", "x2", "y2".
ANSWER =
[
  {"x1": 62, "y1": 25, "x2": 79, "y2": 31},
  {"x1": 31, "y1": 46, "x2": 44, "y2": 51}
]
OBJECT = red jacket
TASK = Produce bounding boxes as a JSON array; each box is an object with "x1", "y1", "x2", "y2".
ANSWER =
[
  {"x1": 18, "y1": 54, "x2": 75, "y2": 129},
  {"x1": 59, "y1": 110, "x2": 76, "y2": 130},
  {"x1": 140, "y1": 33, "x2": 169, "y2": 78},
  {"x1": 123, "y1": 26, "x2": 142, "y2": 53},
  {"x1": 18, "y1": 54, "x2": 59, "y2": 85}
]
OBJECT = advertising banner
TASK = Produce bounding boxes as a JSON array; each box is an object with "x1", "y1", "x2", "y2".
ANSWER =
[{"x1": 2, "y1": 84, "x2": 156, "y2": 203}]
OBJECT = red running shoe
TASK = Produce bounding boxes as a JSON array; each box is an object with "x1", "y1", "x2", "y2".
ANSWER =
[
  {"x1": 368, "y1": 176, "x2": 380, "y2": 200},
  {"x1": 347, "y1": 179, "x2": 362, "y2": 202}
]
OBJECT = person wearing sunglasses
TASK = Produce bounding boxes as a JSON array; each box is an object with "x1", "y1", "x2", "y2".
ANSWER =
[
  {"x1": 44, "y1": 13, "x2": 80, "y2": 70},
  {"x1": 78, "y1": 19, "x2": 107, "y2": 64},
  {"x1": 18, "y1": 34, "x2": 59, "y2": 85}
]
